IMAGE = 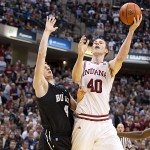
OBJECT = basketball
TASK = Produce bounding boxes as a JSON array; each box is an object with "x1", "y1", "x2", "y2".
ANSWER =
[{"x1": 119, "y1": 3, "x2": 142, "y2": 25}]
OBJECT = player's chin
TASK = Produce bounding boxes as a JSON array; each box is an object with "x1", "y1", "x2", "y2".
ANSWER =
[
  {"x1": 49, "y1": 75, "x2": 53, "y2": 78},
  {"x1": 46, "y1": 75, "x2": 53, "y2": 80},
  {"x1": 93, "y1": 52, "x2": 102, "y2": 56}
]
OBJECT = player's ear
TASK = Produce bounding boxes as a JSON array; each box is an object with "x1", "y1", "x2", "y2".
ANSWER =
[{"x1": 105, "y1": 48, "x2": 108, "y2": 53}]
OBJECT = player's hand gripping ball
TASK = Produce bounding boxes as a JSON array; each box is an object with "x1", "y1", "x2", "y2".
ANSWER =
[{"x1": 119, "y1": 3, "x2": 142, "y2": 25}]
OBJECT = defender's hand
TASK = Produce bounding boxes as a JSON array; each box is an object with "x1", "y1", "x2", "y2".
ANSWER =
[
  {"x1": 45, "y1": 16, "x2": 58, "y2": 33},
  {"x1": 129, "y1": 15, "x2": 142, "y2": 32},
  {"x1": 78, "y1": 35, "x2": 89, "y2": 56}
]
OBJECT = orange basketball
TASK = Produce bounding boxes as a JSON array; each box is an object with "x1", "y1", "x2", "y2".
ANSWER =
[{"x1": 119, "y1": 3, "x2": 142, "y2": 25}]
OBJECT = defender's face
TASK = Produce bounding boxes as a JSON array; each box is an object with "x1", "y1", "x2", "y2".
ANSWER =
[
  {"x1": 92, "y1": 39, "x2": 108, "y2": 56},
  {"x1": 117, "y1": 124, "x2": 125, "y2": 132},
  {"x1": 44, "y1": 64, "x2": 53, "y2": 80}
]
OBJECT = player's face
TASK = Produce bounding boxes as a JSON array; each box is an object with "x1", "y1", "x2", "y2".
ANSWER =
[
  {"x1": 92, "y1": 39, "x2": 108, "y2": 56},
  {"x1": 117, "y1": 124, "x2": 125, "y2": 132},
  {"x1": 44, "y1": 64, "x2": 53, "y2": 80}
]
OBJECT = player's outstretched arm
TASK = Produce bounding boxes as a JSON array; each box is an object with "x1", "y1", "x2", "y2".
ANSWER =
[
  {"x1": 72, "y1": 36, "x2": 89, "y2": 83},
  {"x1": 118, "y1": 128, "x2": 150, "y2": 140},
  {"x1": 33, "y1": 16, "x2": 58, "y2": 96},
  {"x1": 109, "y1": 15, "x2": 142, "y2": 77}
]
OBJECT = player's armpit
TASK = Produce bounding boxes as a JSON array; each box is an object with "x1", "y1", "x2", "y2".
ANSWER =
[
  {"x1": 33, "y1": 69, "x2": 45, "y2": 89},
  {"x1": 77, "y1": 88, "x2": 86, "y2": 103},
  {"x1": 109, "y1": 58, "x2": 123, "y2": 77},
  {"x1": 33, "y1": 76, "x2": 48, "y2": 98}
]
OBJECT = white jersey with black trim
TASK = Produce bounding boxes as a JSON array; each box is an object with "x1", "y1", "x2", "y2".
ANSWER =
[{"x1": 76, "y1": 61, "x2": 114, "y2": 115}]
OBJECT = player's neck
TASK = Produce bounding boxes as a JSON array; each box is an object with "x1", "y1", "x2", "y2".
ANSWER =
[
  {"x1": 91, "y1": 55, "x2": 104, "y2": 64},
  {"x1": 48, "y1": 79, "x2": 55, "y2": 85}
]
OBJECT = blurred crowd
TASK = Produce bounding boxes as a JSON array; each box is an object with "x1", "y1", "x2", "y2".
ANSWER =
[
  {"x1": 0, "y1": 0, "x2": 149, "y2": 54},
  {"x1": 0, "y1": 43, "x2": 150, "y2": 149},
  {"x1": 0, "y1": 0, "x2": 150, "y2": 150},
  {"x1": 110, "y1": 75, "x2": 150, "y2": 149}
]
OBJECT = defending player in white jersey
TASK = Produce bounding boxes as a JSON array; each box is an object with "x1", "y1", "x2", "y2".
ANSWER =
[{"x1": 71, "y1": 15, "x2": 142, "y2": 150}]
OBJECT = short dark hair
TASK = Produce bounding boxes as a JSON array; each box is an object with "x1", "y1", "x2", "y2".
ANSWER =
[{"x1": 10, "y1": 139, "x2": 16, "y2": 144}]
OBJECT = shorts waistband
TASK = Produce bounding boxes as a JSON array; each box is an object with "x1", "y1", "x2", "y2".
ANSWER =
[{"x1": 77, "y1": 113, "x2": 109, "y2": 122}]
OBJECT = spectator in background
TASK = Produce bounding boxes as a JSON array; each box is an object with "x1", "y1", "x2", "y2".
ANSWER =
[
  {"x1": 108, "y1": 38, "x2": 116, "y2": 51},
  {"x1": 0, "y1": 44, "x2": 5, "y2": 57},
  {"x1": 0, "y1": 57, "x2": 7, "y2": 74},
  {"x1": 21, "y1": 123, "x2": 33, "y2": 140},
  {"x1": 15, "y1": 128, "x2": 22, "y2": 148},
  {"x1": 33, "y1": 123, "x2": 42, "y2": 141},
  {"x1": 4, "y1": 46, "x2": 12, "y2": 64},
  {"x1": 19, "y1": 140, "x2": 28, "y2": 150},
  {"x1": 3, "y1": 78, "x2": 11, "y2": 100},
  {"x1": 5, "y1": 65, "x2": 13, "y2": 78},
  {"x1": 0, "y1": 138, "x2": 3, "y2": 150},
  {"x1": 112, "y1": 10, "x2": 119, "y2": 25},
  {"x1": 65, "y1": 32, "x2": 73, "y2": 42},
  {"x1": 5, "y1": 140, "x2": 17, "y2": 150},
  {"x1": 117, "y1": 123, "x2": 134, "y2": 150},
  {"x1": 4, "y1": 132, "x2": 16, "y2": 149},
  {"x1": 24, "y1": 129, "x2": 36, "y2": 150}
]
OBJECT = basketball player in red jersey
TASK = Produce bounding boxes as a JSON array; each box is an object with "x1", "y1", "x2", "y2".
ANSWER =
[{"x1": 71, "y1": 15, "x2": 142, "y2": 150}]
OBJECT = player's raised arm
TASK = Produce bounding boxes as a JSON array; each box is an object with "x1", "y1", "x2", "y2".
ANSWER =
[
  {"x1": 109, "y1": 15, "x2": 142, "y2": 77},
  {"x1": 72, "y1": 36, "x2": 89, "y2": 83},
  {"x1": 118, "y1": 128, "x2": 150, "y2": 140},
  {"x1": 33, "y1": 16, "x2": 58, "y2": 96}
]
